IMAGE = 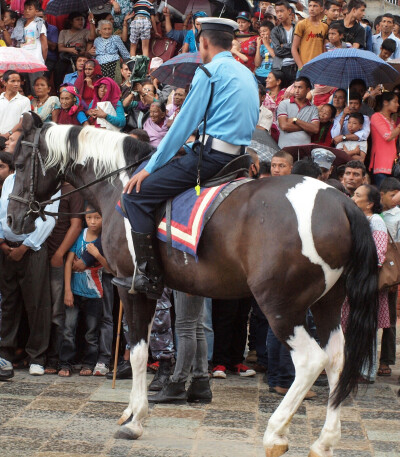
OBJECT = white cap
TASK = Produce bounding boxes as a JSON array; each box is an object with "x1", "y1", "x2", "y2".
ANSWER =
[
  {"x1": 197, "y1": 17, "x2": 239, "y2": 33},
  {"x1": 295, "y1": 10, "x2": 309, "y2": 19}
]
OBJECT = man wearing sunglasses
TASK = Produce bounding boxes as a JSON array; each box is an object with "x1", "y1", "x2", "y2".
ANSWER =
[{"x1": 114, "y1": 18, "x2": 260, "y2": 299}]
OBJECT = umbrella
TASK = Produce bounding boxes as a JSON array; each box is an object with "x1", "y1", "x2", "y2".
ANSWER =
[
  {"x1": 301, "y1": 48, "x2": 399, "y2": 88},
  {"x1": 152, "y1": 52, "x2": 202, "y2": 88},
  {"x1": 159, "y1": 0, "x2": 212, "y2": 16},
  {"x1": 0, "y1": 47, "x2": 47, "y2": 73},
  {"x1": 386, "y1": 59, "x2": 400, "y2": 90},
  {"x1": 282, "y1": 144, "x2": 350, "y2": 167},
  {"x1": 45, "y1": 0, "x2": 106, "y2": 16},
  {"x1": 248, "y1": 128, "x2": 280, "y2": 163}
]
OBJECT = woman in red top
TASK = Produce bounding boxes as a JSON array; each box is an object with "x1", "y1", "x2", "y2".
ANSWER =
[
  {"x1": 369, "y1": 92, "x2": 400, "y2": 188},
  {"x1": 74, "y1": 59, "x2": 102, "y2": 109},
  {"x1": 231, "y1": 11, "x2": 258, "y2": 72}
]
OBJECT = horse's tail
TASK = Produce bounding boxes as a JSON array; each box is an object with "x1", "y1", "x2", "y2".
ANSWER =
[{"x1": 331, "y1": 198, "x2": 379, "y2": 408}]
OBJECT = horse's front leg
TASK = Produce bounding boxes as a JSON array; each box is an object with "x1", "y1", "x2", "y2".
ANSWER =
[{"x1": 114, "y1": 290, "x2": 156, "y2": 440}]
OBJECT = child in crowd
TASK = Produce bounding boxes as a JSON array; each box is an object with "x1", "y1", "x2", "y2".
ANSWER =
[
  {"x1": 129, "y1": 0, "x2": 159, "y2": 57},
  {"x1": 326, "y1": 22, "x2": 350, "y2": 51},
  {"x1": 11, "y1": 0, "x2": 47, "y2": 95},
  {"x1": 59, "y1": 207, "x2": 109, "y2": 377},
  {"x1": 379, "y1": 38, "x2": 396, "y2": 61},
  {"x1": 292, "y1": 0, "x2": 328, "y2": 69},
  {"x1": 94, "y1": 20, "x2": 130, "y2": 80},
  {"x1": 335, "y1": 113, "x2": 367, "y2": 162},
  {"x1": 254, "y1": 20, "x2": 275, "y2": 85},
  {"x1": 378, "y1": 177, "x2": 400, "y2": 378}
]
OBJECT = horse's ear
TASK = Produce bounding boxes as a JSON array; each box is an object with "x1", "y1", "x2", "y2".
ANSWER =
[
  {"x1": 31, "y1": 111, "x2": 43, "y2": 128},
  {"x1": 21, "y1": 112, "x2": 34, "y2": 134}
]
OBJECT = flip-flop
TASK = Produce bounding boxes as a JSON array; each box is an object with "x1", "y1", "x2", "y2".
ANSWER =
[
  {"x1": 377, "y1": 366, "x2": 392, "y2": 377},
  {"x1": 58, "y1": 369, "x2": 71, "y2": 377},
  {"x1": 79, "y1": 367, "x2": 93, "y2": 376}
]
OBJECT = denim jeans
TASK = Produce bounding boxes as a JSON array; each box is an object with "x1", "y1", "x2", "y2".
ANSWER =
[
  {"x1": 59, "y1": 295, "x2": 102, "y2": 370},
  {"x1": 266, "y1": 327, "x2": 295, "y2": 388},
  {"x1": 171, "y1": 292, "x2": 208, "y2": 382},
  {"x1": 97, "y1": 272, "x2": 114, "y2": 366},
  {"x1": 203, "y1": 298, "x2": 214, "y2": 362},
  {"x1": 380, "y1": 289, "x2": 397, "y2": 366},
  {"x1": 249, "y1": 300, "x2": 269, "y2": 368}
]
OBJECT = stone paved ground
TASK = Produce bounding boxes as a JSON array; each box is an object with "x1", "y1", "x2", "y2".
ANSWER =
[{"x1": 1, "y1": 327, "x2": 399, "y2": 457}]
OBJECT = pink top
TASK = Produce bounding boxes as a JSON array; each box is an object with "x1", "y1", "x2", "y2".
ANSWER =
[{"x1": 369, "y1": 112, "x2": 398, "y2": 174}]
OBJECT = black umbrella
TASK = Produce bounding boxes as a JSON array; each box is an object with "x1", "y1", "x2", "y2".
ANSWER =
[
  {"x1": 45, "y1": 0, "x2": 107, "y2": 16},
  {"x1": 248, "y1": 128, "x2": 280, "y2": 163}
]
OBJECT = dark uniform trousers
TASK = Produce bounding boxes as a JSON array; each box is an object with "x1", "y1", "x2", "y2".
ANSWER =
[
  {"x1": 0, "y1": 244, "x2": 51, "y2": 366},
  {"x1": 123, "y1": 139, "x2": 237, "y2": 233}
]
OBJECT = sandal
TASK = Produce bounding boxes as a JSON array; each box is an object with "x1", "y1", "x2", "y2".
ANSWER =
[
  {"x1": 58, "y1": 368, "x2": 71, "y2": 377},
  {"x1": 377, "y1": 365, "x2": 392, "y2": 377},
  {"x1": 79, "y1": 367, "x2": 93, "y2": 376},
  {"x1": 45, "y1": 367, "x2": 58, "y2": 375}
]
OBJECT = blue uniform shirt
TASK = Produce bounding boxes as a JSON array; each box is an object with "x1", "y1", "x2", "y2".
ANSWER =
[{"x1": 145, "y1": 51, "x2": 259, "y2": 174}]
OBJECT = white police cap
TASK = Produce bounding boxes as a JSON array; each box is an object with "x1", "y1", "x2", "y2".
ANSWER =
[
  {"x1": 311, "y1": 148, "x2": 336, "y2": 170},
  {"x1": 197, "y1": 17, "x2": 239, "y2": 34}
]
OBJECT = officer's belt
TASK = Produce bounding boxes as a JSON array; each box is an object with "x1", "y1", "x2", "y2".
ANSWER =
[{"x1": 201, "y1": 134, "x2": 242, "y2": 156}]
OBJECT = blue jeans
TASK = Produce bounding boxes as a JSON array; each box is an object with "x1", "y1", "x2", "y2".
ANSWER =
[
  {"x1": 250, "y1": 300, "x2": 269, "y2": 368},
  {"x1": 203, "y1": 298, "x2": 214, "y2": 362},
  {"x1": 266, "y1": 327, "x2": 295, "y2": 388},
  {"x1": 97, "y1": 272, "x2": 114, "y2": 366},
  {"x1": 59, "y1": 295, "x2": 102, "y2": 370}
]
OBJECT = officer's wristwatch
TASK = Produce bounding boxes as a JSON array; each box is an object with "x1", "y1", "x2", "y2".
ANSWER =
[{"x1": 293, "y1": 117, "x2": 298, "y2": 124}]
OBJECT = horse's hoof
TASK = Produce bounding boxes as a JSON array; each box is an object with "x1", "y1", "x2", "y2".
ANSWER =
[
  {"x1": 265, "y1": 444, "x2": 289, "y2": 457},
  {"x1": 117, "y1": 413, "x2": 132, "y2": 425},
  {"x1": 114, "y1": 424, "x2": 142, "y2": 440}
]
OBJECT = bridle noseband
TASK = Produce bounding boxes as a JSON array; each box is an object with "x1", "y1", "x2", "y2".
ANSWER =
[{"x1": 8, "y1": 126, "x2": 49, "y2": 221}]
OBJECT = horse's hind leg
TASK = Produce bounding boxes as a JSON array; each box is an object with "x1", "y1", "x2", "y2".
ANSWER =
[
  {"x1": 307, "y1": 281, "x2": 345, "y2": 457},
  {"x1": 114, "y1": 290, "x2": 156, "y2": 440},
  {"x1": 262, "y1": 317, "x2": 328, "y2": 457}
]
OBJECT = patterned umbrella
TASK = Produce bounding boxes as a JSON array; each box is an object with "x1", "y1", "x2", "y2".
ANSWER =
[
  {"x1": 301, "y1": 48, "x2": 399, "y2": 88},
  {"x1": 151, "y1": 52, "x2": 202, "y2": 88},
  {"x1": 45, "y1": 0, "x2": 106, "y2": 16},
  {"x1": 282, "y1": 144, "x2": 350, "y2": 166},
  {"x1": 0, "y1": 47, "x2": 47, "y2": 73}
]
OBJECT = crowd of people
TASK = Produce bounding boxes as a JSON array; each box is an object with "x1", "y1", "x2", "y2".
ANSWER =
[{"x1": 0, "y1": 0, "x2": 399, "y2": 399}]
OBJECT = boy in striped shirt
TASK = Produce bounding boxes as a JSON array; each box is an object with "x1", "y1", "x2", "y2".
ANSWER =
[{"x1": 130, "y1": 0, "x2": 160, "y2": 57}]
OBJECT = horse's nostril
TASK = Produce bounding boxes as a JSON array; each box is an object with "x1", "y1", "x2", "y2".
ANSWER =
[{"x1": 7, "y1": 215, "x2": 12, "y2": 227}]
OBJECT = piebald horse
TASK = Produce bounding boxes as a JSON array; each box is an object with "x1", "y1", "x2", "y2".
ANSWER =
[{"x1": 7, "y1": 113, "x2": 379, "y2": 457}]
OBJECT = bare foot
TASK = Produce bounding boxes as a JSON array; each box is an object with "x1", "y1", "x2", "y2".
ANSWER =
[
  {"x1": 79, "y1": 368, "x2": 93, "y2": 376},
  {"x1": 58, "y1": 369, "x2": 71, "y2": 377}
]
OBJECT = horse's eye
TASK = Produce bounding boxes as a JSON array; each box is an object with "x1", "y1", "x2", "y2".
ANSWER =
[{"x1": 15, "y1": 164, "x2": 24, "y2": 171}]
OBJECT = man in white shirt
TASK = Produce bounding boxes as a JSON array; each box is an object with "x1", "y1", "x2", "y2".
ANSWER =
[
  {"x1": 0, "y1": 71, "x2": 30, "y2": 139},
  {"x1": 372, "y1": 14, "x2": 400, "y2": 59}
]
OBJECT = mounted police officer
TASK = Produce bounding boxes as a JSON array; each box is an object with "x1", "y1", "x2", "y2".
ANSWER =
[{"x1": 114, "y1": 18, "x2": 259, "y2": 299}]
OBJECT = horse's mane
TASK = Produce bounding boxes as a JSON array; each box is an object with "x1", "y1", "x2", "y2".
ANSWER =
[{"x1": 44, "y1": 124, "x2": 153, "y2": 178}]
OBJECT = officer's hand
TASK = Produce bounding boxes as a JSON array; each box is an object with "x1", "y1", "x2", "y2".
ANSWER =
[{"x1": 123, "y1": 169, "x2": 150, "y2": 194}]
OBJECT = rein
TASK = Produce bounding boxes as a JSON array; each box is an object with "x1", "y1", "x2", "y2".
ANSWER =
[{"x1": 8, "y1": 126, "x2": 152, "y2": 219}]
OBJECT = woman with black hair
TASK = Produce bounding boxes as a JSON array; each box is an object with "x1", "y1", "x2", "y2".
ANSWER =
[
  {"x1": 342, "y1": 184, "x2": 390, "y2": 383},
  {"x1": 312, "y1": 103, "x2": 336, "y2": 146}
]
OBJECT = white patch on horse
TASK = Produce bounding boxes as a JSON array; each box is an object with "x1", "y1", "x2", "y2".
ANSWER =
[
  {"x1": 264, "y1": 326, "x2": 328, "y2": 453},
  {"x1": 310, "y1": 327, "x2": 344, "y2": 457},
  {"x1": 286, "y1": 177, "x2": 343, "y2": 298}
]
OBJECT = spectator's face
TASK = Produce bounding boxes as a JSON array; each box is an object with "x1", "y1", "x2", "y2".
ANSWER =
[
  {"x1": 380, "y1": 48, "x2": 393, "y2": 60},
  {"x1": 275, "y1": 5, "x2": 290, "y2": 23},
  {"x1": 173, "y1": 88, "x2": 186, "y2": 107},
  {"x1": 266, "y1": 72, "x2": 280, "y2": 89},
  {"x1": 105, "y1": 14, "x2": 115, "y2": 24},
  {"x1": 353, "y1": 6, "x2": 366, "y2": 22},
  {"x1": 347, "y1": 117, "x2": 362, "y2": 134},
  {"x1": 23, "y1": 5, "x2": 37, "y2": 20},
  {"x1": 237, "y1": 18, "x2": 250, "y2": 33},
  {"x1": 319, "y1": 167, "x2": 332, "y2": 182},
  {"x1": 385, "y1": 95, "x2": 400, "y2": 114},
  {"x1": 271, "y1": 157, "x2": 292, "y2": 176},
  {"x1": 319, "y1": 105, "x2": 334, "y2": 123},
  {"x1": 142, "y1": 84, "x2": 155, "y2": 97},
  {"x1": 33, "y1": 78, "x2": 50, "y2": 98},
  {"x1": 100, "y1": 23, "x2": 113, "y2": 38},
  {"x1": 259, "y1": 26, "x2": 271, "y2": 40},
  {"x1": 260, "y1": 1, "x2": 271, "y2": 10},
  {"x1": 328, "y1": 28, "x2": 342, "y2": 44},
  {"x1": 325, "y1": 5, "x2": 340, "y2": 22},
  {"x1": 84, "y1": 62, "x2": 95, "y2": 78},
  {"x1": 60, "y1": 91, "x2": 75, "y2": 110},
  {"x1": 71, "y1": 16, "x2": 85, "y2": 30},
  {"x1": 5, "y1": 74, "x2": 21, "y2": 94},
  {"x1": 308, "y1": 2, "x2": 323, "y2": 18},
  {"x1": 352, "y1": 185, "x2": 371, "y2": 213},
  {"x1": 4, "y1": 11, "x2": 16, "y2": 27},
  {"x1": 381, "y1": 190, "x2": 399, "y2": 210},
  {"x1": 349, "y1": 82, "x2": 366, "y2": 97},
  {"x1": 0, "y1": 160, "x2": 12, "y2": 184},
  {"x1": 121, "y1": 63, "x2": 132, "y2": 82},
  {"x1": 293, "y1": 81, "x2": 309, "y2": 100},
  {"x1": 251, "y1": 17, "x2": 260, "y2": 32},
  {"x1": 97, "y1": 84, "x2": 107, "y2": 100},
  {"x1": 4, "y1": 131, "x2": 22, "y2": 153},
  {"x1": 149, "y1": 104, "x2": 166, "y2": 124},
  {"x1": 343, "y1": 167, "x2": 364, "y2": 193},
  {"x1": 76, "y1": 57, "x2": 88, "y2": 72},
  {"x1": 348, "y1": 99, "x2": 361, "y2": 113},
  {"x1": 380, "y1": 17, "x2": 394, "y2": 34},
  {"x1": 393, "y1": 22, "x2": 400, "y2": 36},
  {"x1": 85, "y1": 212, "x2": 102, "y2": 232},
  {"x1": 194, "y1": 18, "x2": 202, "y2": 32}
]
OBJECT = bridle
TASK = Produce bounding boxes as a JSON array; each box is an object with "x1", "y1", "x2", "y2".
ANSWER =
[{"x1": 8, "y1": 126, "x2": 152, "y2": 220}]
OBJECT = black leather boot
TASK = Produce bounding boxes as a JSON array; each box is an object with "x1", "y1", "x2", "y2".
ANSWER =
[
  {"x1": 112, "y1": 231, "x2": 164, "y2": 300},
  {"x1": 148, "y1": 359, "x2": 171, "y2": 391},
  {"x1": 106, "y1": 360, "x2": 132, "y2": 380},
  {"x1": 148, "y1": 380, "x2": 187, "y2": 404},
  {"x1": 187, "y1": 377, "x2": 212, "y2": 403}
]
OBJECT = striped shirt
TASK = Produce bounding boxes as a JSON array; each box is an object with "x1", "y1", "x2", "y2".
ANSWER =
[{"x1": 133, "y1": 0, "x2": 155, "y2": 19}]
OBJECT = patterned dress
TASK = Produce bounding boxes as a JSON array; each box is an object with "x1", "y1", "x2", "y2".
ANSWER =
[{"x1": 341, "y1": 213, "x2": 390, "y2": 331}]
